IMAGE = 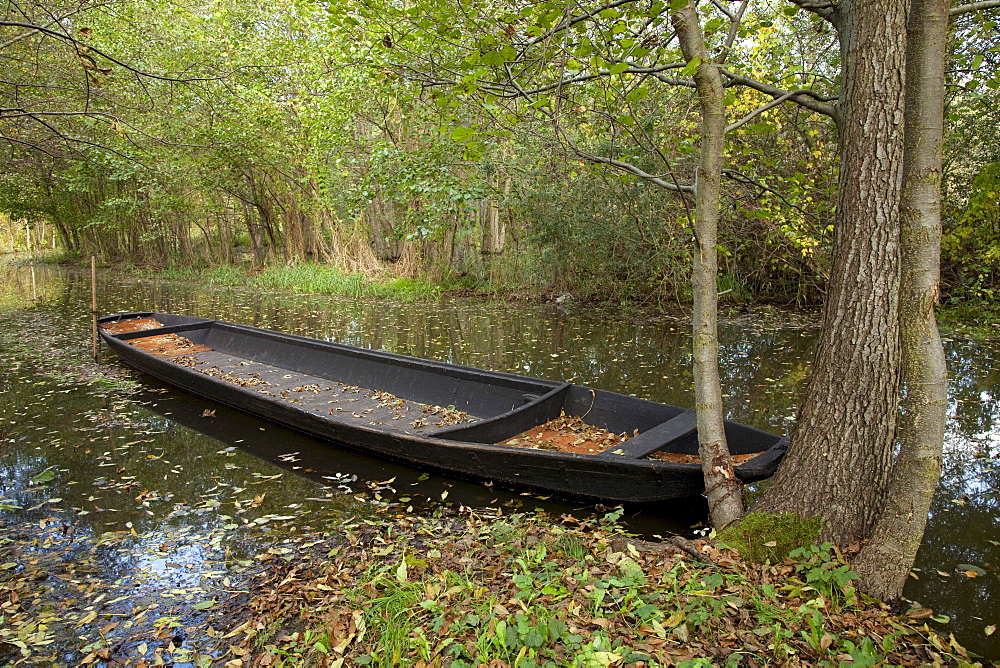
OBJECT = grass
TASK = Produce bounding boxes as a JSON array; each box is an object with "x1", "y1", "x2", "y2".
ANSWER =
[
  {"x1": 0, "y1": 249, "x2": 78, "y2": 266},
  {"x1": 217, "y1": 508, "x2": 977, "y2": 667},
  {"x1": 151, "y1": 263, "x2": 446, "y2": 301},
  {"x1": 938, "y1": 301, "x2": 1000, "y2": 339}
]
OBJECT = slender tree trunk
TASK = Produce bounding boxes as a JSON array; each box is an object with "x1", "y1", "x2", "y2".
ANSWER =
[
  {"x1": 241, "y1": 200, "x2": 265, "y2": 265},
  {"x1": 852, "y1": 0, "x2": 949, "y2": 599},
  {"x1": 758, "y1": 0, "x2": 909, "y2": 547},
  {"x1": 672, "y1": 4, "x2": 743, "y2": 528}
]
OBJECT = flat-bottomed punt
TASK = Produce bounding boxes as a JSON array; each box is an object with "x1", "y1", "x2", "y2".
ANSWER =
[{"x1": 98, "y1": 312, "x2": 787, "y2": 503}]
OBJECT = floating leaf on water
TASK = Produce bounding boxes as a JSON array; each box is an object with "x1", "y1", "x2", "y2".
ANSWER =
[
  {"x1": 958, "y1": 563, "x2": 985, "y2": 577},
  {"x1": 30, "y1": 469, "x2": 55, "y2": 483},
  {"x1": 191, "y1": 600, "x2": 217, "y2": 611},
  {"x1": 907, "y1": 608, "x2": 934, "y2": 619}
]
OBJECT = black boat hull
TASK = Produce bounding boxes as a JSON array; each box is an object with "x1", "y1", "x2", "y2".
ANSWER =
[{"x1": 98, "y1": 312, "x2": 787, "y2": 503}]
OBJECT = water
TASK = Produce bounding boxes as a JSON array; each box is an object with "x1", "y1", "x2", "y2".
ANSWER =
[{"x1": 0, "y1": 263, "x2": 996, "y2": 660}]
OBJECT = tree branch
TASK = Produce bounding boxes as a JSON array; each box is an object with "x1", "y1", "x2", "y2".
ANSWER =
[
  {"x1": 721, "y1": 0, "x2": 751, "y2": 60},
  {"x1": 522, "y1": 0, "x2": 643, "y2": 50},
  {"x1": 950, "y1": 0, "x2": 1000, "y2": 14},
  {"x1": 0, "y1": 21, "x2": 223, "y2": 83},
  {"x1": 725, "y1": 89, "x2": 821, "y2": 133},
  {"x1": 555, "y1": 125, "x2": 694, "y2": 192},
  {"x1": 786, "y1": 0, "x2": 840, "y2": 26},
  {"x1": 721, "y1": 68, "x2": 839, "y2": 123},
  {"x1": 0, "y1": 3, "x2": 109, "y2": 51},
  {"x1": 497, "y1": 64, "x2": 694, "y2": 194},
  {"x1": 722, "y1": 168, "x2": 820, "y2": 220}
]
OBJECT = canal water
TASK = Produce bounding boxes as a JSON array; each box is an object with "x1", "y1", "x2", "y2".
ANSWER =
[{"x1": 0, "y1": 263, "x2": 997, "y2": 661}]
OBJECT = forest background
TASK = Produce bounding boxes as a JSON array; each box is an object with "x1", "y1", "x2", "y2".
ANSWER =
[{"x1": 2, "y1": 0, "x2": 998, "y2": 315}]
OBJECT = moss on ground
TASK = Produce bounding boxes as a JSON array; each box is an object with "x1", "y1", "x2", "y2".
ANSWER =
[{"x1": 717, "y1": 511, "x2": 824, "y2": 564}]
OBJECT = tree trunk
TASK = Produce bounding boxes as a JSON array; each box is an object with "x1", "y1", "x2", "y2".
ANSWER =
[
  {"x1": 758, "y1": 0, "x2": 909, "y2": 547},
  {"x1": 852, "y1": 0, "x2": 948, "y2": 600},
  {"x1": 242, "y1": 199, "x2": 265, "y2": 265},
  {"x1": 671, "y1": 4, "x2": 743, "y2": 529}
]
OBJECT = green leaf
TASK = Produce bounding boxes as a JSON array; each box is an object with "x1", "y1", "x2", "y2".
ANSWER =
[
  {"x1": 681, "y1": 57, "x2": 702, "y2": 77},
  {"x1": 704, "y1": 18, "x2": 725, "y2": 34},
  {"x1": 608, "y1": 63, "x2": 630, "y2": 75},
  {"x1": 30, "y1": 469, "x2": 55, "y2": 484},
  {"x1": 481, "y1": 49, "x2": 506, "y2": 66},
  {"x1": 959, "y1": 563, "x2": 986, "y2": 576},
  {"x1": 625, "y1": 87, "x2": 649, "y2": 103},
  {"x1": 450, "y1": 127, "x2": 475, "y2": 143},
  {"x1": 191, "y1": 599, "x2": 217, "y2": 611}
]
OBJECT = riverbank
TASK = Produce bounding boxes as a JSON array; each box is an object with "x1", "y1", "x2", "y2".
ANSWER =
[
  {"x1": 213, "y1": 507, "x2": 972, "y2": 666},
  {"x1": 36, "y1": 254, "x2": 995, "y2": 335}
]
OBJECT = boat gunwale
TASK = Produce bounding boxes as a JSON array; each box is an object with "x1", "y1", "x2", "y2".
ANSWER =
[{"x1": 101, "y1": 313, "x2": 564, "y2": 395}]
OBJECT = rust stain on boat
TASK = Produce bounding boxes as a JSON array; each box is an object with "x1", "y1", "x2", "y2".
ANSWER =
[
  {"x1": 100, "y1": 318, "x2": 165, "y2": 335},
  {"x1": 100, "y1": 318, "x2": 213, "y2": 357}
]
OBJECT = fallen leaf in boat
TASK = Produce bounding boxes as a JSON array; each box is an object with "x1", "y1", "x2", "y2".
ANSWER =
[{"x1": 499, "y1": 416, "x2": 628, "y2": 455}]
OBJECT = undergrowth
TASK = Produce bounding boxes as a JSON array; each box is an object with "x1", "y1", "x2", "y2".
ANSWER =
[
  {"x1": 151, "y1": 264, "x2": 445, "y2": 301},
  {"x1": 938, "y1": 302, "x2": 1000, "y2": 339},
  {"x1": 218, "y1": 509, "x2": 978, "y2": 667}
]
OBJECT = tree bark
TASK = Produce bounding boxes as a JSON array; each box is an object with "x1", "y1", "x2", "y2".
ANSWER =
[
  {"x1": 852, "y1": 0, "x2": 949, "y2": 600},
  {"x1": 672, "y1": 4, "x2": 744, "y2": 529},
  {"x1": 758, "y1": 0, "x2": 909, "y2": 547}
]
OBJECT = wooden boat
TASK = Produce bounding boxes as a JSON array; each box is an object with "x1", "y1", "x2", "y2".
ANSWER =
[{"x1": 98, "y1": 311, "x2": 787, "y2": 503}]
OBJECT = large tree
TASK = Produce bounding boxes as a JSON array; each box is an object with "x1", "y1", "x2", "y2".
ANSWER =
[
  {"x1": 758, "y1": 0, "x2": 1000, "y2": 600},
  {"x1": 756, "y1": 0, "x2": 910, "y2": 547}
]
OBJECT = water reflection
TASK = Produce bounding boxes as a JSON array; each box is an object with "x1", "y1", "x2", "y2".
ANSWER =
[{"x1": 1, "y1": 263, "x2": 998, "y2": 659}]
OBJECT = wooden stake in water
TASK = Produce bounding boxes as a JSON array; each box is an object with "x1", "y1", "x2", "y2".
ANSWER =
[{"x1": 91, "y1": 255, "x2": 98, "y2": 361}]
